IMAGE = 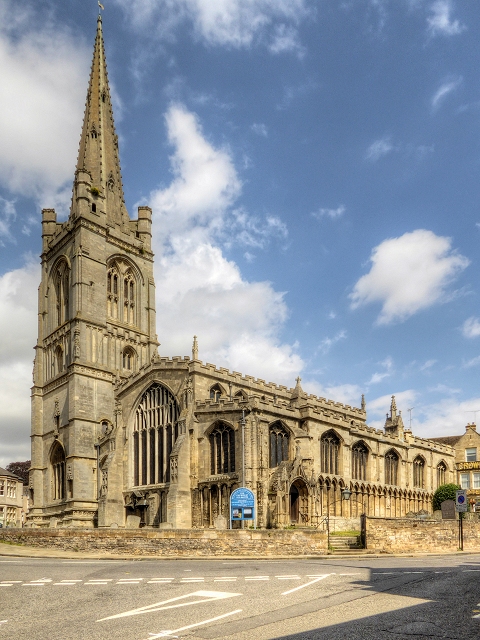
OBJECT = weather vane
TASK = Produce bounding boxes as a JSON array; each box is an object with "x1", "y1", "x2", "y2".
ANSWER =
[{"x1": 98, "y1": 1, "x2": 105, "y2": 15}]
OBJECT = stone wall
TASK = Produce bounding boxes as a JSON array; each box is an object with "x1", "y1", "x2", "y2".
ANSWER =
[
  {"x1": 365, "y1": 516, "x2": 480, "y2": 553},
  {"x1": 0, "y1": 528, "x2": 327, "y2": 557}
]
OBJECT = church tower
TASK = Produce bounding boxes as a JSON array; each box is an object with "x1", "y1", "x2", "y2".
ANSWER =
[{"x1": 29, "y1": 16, "x2": 159, "y2": 527}]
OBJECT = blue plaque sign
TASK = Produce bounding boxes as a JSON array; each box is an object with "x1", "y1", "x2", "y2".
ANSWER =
[{"x1": 230, "y1": 487, "x2": 255, "y2": 523}]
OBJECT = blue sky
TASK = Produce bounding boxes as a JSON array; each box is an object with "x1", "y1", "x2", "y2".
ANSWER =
[{"x1": 1, "y1": 0, "x2": 480, "y2": 465}]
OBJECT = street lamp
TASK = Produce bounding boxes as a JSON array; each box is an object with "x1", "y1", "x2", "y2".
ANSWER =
[{"x1": 341, "y1": 487, "x2": 352, "y2": 501}]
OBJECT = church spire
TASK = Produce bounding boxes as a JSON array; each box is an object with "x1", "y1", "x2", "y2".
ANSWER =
[{"x1": 73, "y1": 15, "x2": 129, "y2": 227}]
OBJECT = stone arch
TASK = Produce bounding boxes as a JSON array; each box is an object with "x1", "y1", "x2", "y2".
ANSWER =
[
  {"x1": 50, "y1": 441, "x2": 66, "y2": 502},
  {"x1": 413, "y1": 455, "x2": 426, "y2": 489},
  {"x1": 320, "y1": 429, "x2": 342, "y2": 476},
  {"x1": 268, "y1": 420, "x2": 290, "y2": 468},
  {"x1": 209, "y1": 383, "x2": 225, "y2": 402},
  {"x1": 384, "y1": 448, "x2": 400, "y2": 486},
  {"x1": 289, "y1": 477, "x2": 309, "y2": 524},
  {"x1": 209, "y1": 421, "x2": 236, "y2": 475}
]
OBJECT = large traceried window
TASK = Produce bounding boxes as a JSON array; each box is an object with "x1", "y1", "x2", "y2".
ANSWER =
[
  {"x1": 210, "y1": 423, "x2": 235, "y2": 475},
  {"x1": 320, "y1": 431, "x2": 340, "y2": 475},
  {"x1": 436, "y1": 461, "x2": 446, "y2": 488},
  {"x1": 351, "y1": 441, "x2": 368, "y2": 481},
  {"x1": 51, "y1": 443, "x2": 66, "y2": 501},
  {"x1": 269, "y1": 422, "x2": 289, "y2": 468},
  {"x1": 413, "y1": 456, "x2": 425, "y2": 488},
  {"x1": 107, "y1": 259, "x2": 137, "y2": 326},
  {"x1": 384, "y1": 449, "x2": 399, "y2": 486},
  {"x1": 133, "y1": 383, "x2": 180, "y2": 487},
  {"x1": 52, "y1": 259, "x2": 69, "y2": 328},
  {"x1": 209, "y1": 384, "x2": 223, "y2": 402}
]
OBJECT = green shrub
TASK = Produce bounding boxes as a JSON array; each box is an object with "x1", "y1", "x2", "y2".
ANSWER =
[{"x1": 432, "y1": 483, "x2": 460, "y2": 511}]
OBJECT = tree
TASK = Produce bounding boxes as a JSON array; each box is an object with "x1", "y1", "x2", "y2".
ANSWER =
[
  {"x1": 5, "y1": 461, "x2": 31, "y2": 485},
  {"x1": 432, "y1": 483, "x2": 461, "y2": 512}
]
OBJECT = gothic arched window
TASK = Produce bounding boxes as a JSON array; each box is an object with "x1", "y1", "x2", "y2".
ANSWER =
[
  {"x1": 51, "y1": 443, "x2": 66, "y2": 501},
  {"x1": 52, "y1": 259, "x2": 69, "y2": 328},
  {"x1": 385, "y1": 449, "x2": 399, "y2": 486},
  {"x1": 123, "y1": 270, "x2": 135, "y2": 324},
  {"x1": 54, "y1": 345, "x2": 64, "y2": 376},
  {"x1": 107, "y1": 264, "x2": 119, "y2": 319},
  {"x1": 210, "y1": 423, "x2": 235, "y2": 474},
  {"x1": 437, "y1": 461, "x2": 447, "y2": 488},
  {"x1": 133, "y1": 383, "x2": 180, "y2": 486},
  {"x1": 352, "y1": 441, "x2": 368, "y2": 481},
  {"x1": 320, "y1": 430, "x2": 340, "y2": 475},
  {"x1": 122, "y1": 347, "x2": 136, "y2": 372},
  {"x1": 209, "y1": 384, "x2": 223, "y2": 402},
  {"x1": 413, "y1": 456, "x2": 425, "y2": 489},
  {"x1": 269, "y1": 422, "x2": 289, "y2": 468}
]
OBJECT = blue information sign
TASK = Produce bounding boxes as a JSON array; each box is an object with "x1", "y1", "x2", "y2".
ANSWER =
[{"x1": 230, "y1": 487, "x2": 255, "y2": 523}]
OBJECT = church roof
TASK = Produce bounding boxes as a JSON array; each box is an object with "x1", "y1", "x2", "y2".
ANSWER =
[
  {"x1": 73, "y1": 15, "x2": 129, "y2": 226},
  {"x1": 429, "y1": 436, "x2": 462, "y2": 446}
]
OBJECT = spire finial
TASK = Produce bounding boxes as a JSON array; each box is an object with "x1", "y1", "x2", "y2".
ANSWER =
[
  {"x1": 98, "y1": 1, "x2": 105, "y2": 16},
  {"x1": 390, "y1": 395, "x2": 397, "y2": 418},
  {"x1": 361, "y1": 394, "x2": 366, "y2": 411},
  {"x1": 192, "y1": 336, "x2": 198, "y2": 361}
]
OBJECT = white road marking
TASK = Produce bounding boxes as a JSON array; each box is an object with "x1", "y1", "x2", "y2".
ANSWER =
[
  {"x1": 148, "y1": 579, "x2": 174, "y2": 583},
  {"x1": 86, "y1": 582, "x2": 109, "y2": 585},
  {"x1": 31, "y1": 578, "x2": 52, "y2": 583},
  {"x1": 54, "y1": 583, "x2": 77, "y2": 586},
  {"x1": 473, "y1": 614, "x2": 480, "y2": 619},
  {"x1": 22, "y1": 583, "x2": 44, "y2": 586},
  {"x1": 0, "y1": 584, "x2": 12, "y2": 587},
  {"x1": 276, "y1": 576, "x2": 300, "y2": 580},
  {"x1": 144, "y1": 609, "x2": 243, "y2": 639},
  {"x1": 214, "y1": 578, "x2": 237, "y2": 582},
  {"x1": 339, "y1": 573, "x2": 362, "y2": 576},
  {"x1": 87, "y1": 579, "x2": 113, "y2": 582},
  {"x1": 282, "y1": 574, "x2": 331, "y2": 595},
  {"x1": 62, "y1": 580, "x2": 82, "y2": 582},
  {"x1": 0, "y1": 621, "x2": 7, "y2": 626},
  {"x1": 245, "y1": 576, "x2": 269, "y2": 581},
  {"x1": 463, "y1": 569, "x2": 480, "y2": 572},
  {"x1": 98, "y1": 590, "x2": 242, "y2": 622},
  {"x1": 1, "y1": 581, "x2": 21, "y2": 583}
]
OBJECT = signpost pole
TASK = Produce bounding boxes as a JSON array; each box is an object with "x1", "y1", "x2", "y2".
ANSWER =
[
  {"x1": 459, "y1": 514, "x2": 463, "y2": 551},
  {"x1": 455, "y1": 489, "x2": 467, "y2": 551}
]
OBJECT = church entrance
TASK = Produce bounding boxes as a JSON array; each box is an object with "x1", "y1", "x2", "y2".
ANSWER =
[{"x1": 289, "y1": 479, "x2": 308, "y2": 524}]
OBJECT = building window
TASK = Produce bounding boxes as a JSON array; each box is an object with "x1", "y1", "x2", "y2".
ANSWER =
[
  {"x1": 123, "y1": 270, "x2": 135, "y2": 324},
  {"x1": 320, "y1": 431, "x2": 340, "y2": 475},
  {"x1": 107, "y1": 265, "x2": 119, "y2": 319},
  {"x1": 269, "y1": 422, "x2": 289, "y2": 468},
  {"x1": 133, "y1": 383, "x2": 180, "y2": 486},
  {"x1": 52, "y1": 260, "x2": 69, "y2": 328},
  {"x1": 210, "y1": 423, "x2": 235, "y2": 474},
  {"x1": 122, "y1": 347, "x2": 136, "y2": 372},
  {"x1": 351, "y1": 441, "x2": 368, "y2": 481},
  {"x1": 107, "y1": 261, "x2": 137, "y2": 326},
  {"x1": 413, "y1": 456, "x2": 425, "y2": 488},
  {"x1": 0, "y1": 480, "x2": 4, "y2": 496},
  {"x1": 51, "y1": 443, "x2": 66, "y2": 501},
  {"x1": 54, "y1": 345, "x2": 64, "y2": 376},
  {"x1": 466, "y1": 448, "x2": 477, "y2": 462},
  {"x1": 209, "y1": 384, "x2": 223, "y2": 402},
  {"x1": 437, "y1": 462, "x2": 446, "y2": 487},
  {"x1": 474, "y1": 473, "x2": 480, "y2": 489},
  {"x1": 460, "y1": 473, "x2": 470, "y2": 489},
  {"x1": 385, "y1": 450, "x2": 399, "y2": 486}
]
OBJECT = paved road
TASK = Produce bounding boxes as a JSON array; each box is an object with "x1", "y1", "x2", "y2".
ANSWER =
[{"x1": 0, "y1": 554, "x2": 479, "y2": 639}]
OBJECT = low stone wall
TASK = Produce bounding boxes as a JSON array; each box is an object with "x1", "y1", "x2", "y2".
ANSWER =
[
  {"x1": 366, "y1": 516, "x2": 480, "y2": 553},
  {"x1": 0, "y1": 528, "x2": 327, "y2": 557}
]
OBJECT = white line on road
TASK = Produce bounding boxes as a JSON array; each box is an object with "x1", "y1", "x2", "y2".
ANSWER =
[
  {"x1": 282, "y1": 574, "x2": 331, "y2": 596},
  {"x1": 245, "y1": 576, "x2": 269, "y2": 581},
  {"x1": 98, "y1": 590, "x2": 242, "y2": 622},
  {"x1": 144, "y1": 609, "x2": 243, "y2": 639},
  {"x1": 0, "y1": 584, "x2": 12, "y2": 587}
]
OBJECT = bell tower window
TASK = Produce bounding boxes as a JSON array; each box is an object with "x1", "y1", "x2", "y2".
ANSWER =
[
  {"x1": 107, "y1": 260, "x2": 137, "y2": 326},
  {"x1": 52, "y1": 260, "x2": 70, "y2": 328}
]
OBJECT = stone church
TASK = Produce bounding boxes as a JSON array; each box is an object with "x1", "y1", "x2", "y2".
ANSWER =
[{"x1": 27, "y1": 17, "x2": 455, "y2": 529}]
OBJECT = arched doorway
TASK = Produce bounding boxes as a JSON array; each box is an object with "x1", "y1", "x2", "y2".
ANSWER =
[{"x1": 289, "y1": 479, "x2": 308, "y2": 524}]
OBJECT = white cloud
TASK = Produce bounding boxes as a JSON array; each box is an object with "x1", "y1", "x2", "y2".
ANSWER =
[
  {"x1": 427, "y1": 1, "x2": 465, "y2": 37},
  {"x1": 0, "y1": 258, "x2": 39, "y2": 468},
  {"x1": 350, "y1": 229, "x2": 469, "y2": 325},
  {"x1": 431, "y1": 77, "x2": 462, "y2": 110},
  {"x1": 365, "y1": 136, "x2": 393, "y2": 161},
  {"x1": 0, "y1": 4, "x2": 89, "y2": 204},
  {"x1": 420, "y1": 359, "x2": 437, "y2": 371},
  {"x1": 367, "y1": 356, "x2": 394, "y2": 385},
  {"x1": 462, "y1": 317, "x2": 480, "y2": 339},
  {"x1": 0, "y1": 197, "x2": 16, "y2": 245},
  {"x1": 413, "y1": 397, "x2": 480, "y2": 439},
  {"x1": 463, "y1": 356, "x2": 480, "y2": 369},
  {"x1": 268, "y1": 23, "x2": 305, "y2": 57},
  {"x1": 251, "y1": 123, "x2": 268, "y2": 137},
  {"x1": 312, "y1": 205, "x2": 346, "y2": 220},
  {"x1": 318, "y1": 330, "x2": 347, "y2": 355},
  {"x1": 147, "y1": 104, "x2": 302, "y2": 384},
  {"x1": 303, "y1": 380, "x2": 363, "y2": 408},
  {"x1": 114, "y1": 0, "x2": 309, "y2": 50}
]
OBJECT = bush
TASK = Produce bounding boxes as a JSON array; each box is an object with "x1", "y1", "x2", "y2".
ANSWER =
[{"x1": 432, "y1": 483, "x2": 461, "y2": 511}]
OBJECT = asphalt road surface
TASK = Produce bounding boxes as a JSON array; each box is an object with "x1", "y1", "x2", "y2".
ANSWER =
[{"x1": 1, "y1": 554, "x2": 479, "y2": 639}]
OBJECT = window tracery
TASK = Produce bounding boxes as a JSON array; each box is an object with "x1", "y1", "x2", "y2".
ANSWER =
[
  {"x1": 351, "y1": 441, "x2": 368, "y2": 481},
  {"x1": 269, "y1": 422, "x2": 289, "y2": 468},
  {"x1": 52, "y1": 260, "x2": 69, "y2": 328},
  {"x1": 437, "y1": 461, "x2": 446, "y2": 488},
  {"x1": 210, "y1": 423, "x2": 235, "y2": 474},
  {"x1": 413, "y1": 456, "x2": 425, "y2": 488},
  {"x1": 107, "y1": 260, "x2": 137, "y2": 326},
  {"x1": 385, "y1": 449, "x2": 399, "y2": 486},
  {"x1": 133, "y1": 383, "x2": 180, "y2": 487},
  {"x1": 320, "y1": 430, "x2": 340, "y2": 475},
  {"x1": 51, "y1": 443, "x2": 66, "y2": 501},
  {"x1": 209, "y1": 384, "x2": 223, "y2": 402}
]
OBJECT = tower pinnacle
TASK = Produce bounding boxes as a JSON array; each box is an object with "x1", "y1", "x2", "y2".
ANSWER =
[{"x1": 73, "y1": 15, "x2": 128, "y2": 227}]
